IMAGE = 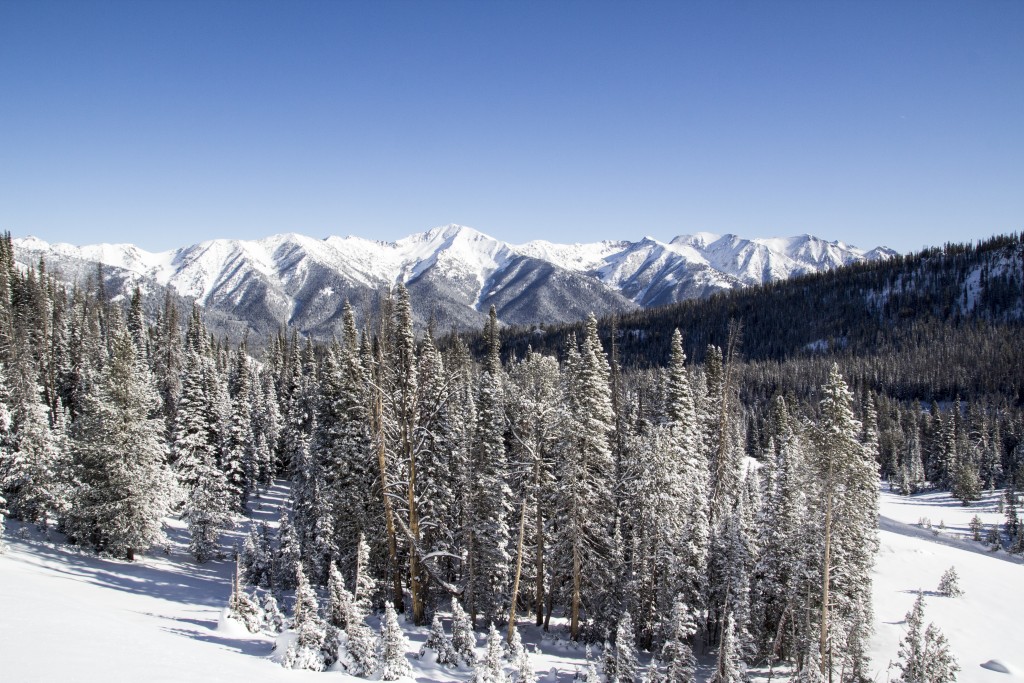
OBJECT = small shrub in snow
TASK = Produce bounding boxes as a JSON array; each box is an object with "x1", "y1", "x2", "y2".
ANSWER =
[
  {"x1": 226, "y1": 562, "x2": 261, "y2": 633},
  {"x1": 421, "y1": 614, "x2": 459, "y2": 665},
  {"x1": 379, "y1": 601, "x2": 412, "y2": 680},
  {"x1": 986, "y1": 524, "x2": 1002, "y2": 550},
  {"x1": 969, "y1": 515, "x2": 983, "y2": 541},
  {"x1": 917, "y1": 516, "x2": 931, "y2": 529},
  {"x1": 936, "y1": 567, "x2": 962, "y2": 597}
]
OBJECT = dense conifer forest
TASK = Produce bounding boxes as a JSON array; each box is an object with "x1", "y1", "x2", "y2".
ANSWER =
[{"x1": 1, "y1": 232, "x2": 1020, "y2": 681}]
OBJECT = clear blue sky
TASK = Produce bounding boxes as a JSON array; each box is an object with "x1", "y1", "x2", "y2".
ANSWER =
[{"x1": 1, "y1": 0, "x2": 1022, "y2": 253}]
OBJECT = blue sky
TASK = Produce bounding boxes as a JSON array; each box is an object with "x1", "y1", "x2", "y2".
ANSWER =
[{"x1": 1, "y1": 0, "x2": 1021, "y2": 253}]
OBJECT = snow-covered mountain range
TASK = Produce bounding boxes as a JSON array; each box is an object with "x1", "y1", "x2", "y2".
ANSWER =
[{"x1": 13, "y1": 225, "x2": 895, "y2": 336}]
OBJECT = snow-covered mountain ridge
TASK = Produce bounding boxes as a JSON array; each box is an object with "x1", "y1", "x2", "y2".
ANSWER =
[{"x1": 14, "y1": 225, "x2": 894, "y2": 336}]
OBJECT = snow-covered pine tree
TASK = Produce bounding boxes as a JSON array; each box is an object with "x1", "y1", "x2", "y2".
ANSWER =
[
  {"x1": 615, "y1": 612, "x2": 638, "y2": 683},
  {"x1": 261, "y1": 592, "x2": 285, "y2": 633},
  {"x1": 354, "y1": 532, "x2": 377, "y2": 615},
  {"x1": 810, "y1": 365, "x2": 878, "y2": 681},
  {"x1": 663, "y1": 330, "x2": 709, "y2": 620},
  {"x1": 659, "y1": 598, "x2": 697, "y2": 683},
  {"x1": 283, "y1": 565, "x2": 328, "y2": 670},
  {"x1": 473, "y1": 623, "x2": 509, "y2": 683},
  {"x1": 452, "y1": 597, "x2": 477, "y2": 665},
  {"x1": 1, "y1": 358, "x2": 65, "y2": 527},
  {"x1": 555, "y1": 316, "x2": 618, "y2": 641},
  {"x1": 328, "y1": 562, "x2": 358, "y2": 629},
  {"x1": 936, "y1": 566, "x2": 962, "y2": 597},
  {"x1": 466, "y1": 305, "x2": 512, "y2": 626},
  {"x1": 505, "y1": 622, "x2": 535, "y2": 683},
  {"x1": 379, "y1": 601, "x2": 413, "y2": 680},
  {"x1": 421, "y1": 613, "x2": 459, "y2": 665},
  {"x1": 240, "y1": 522, "x2": 273, "y2": 587},
  {"x1": 173, "y1": 349, "x2": 233, "y2": 562},
  {"x1": 414, "y1": 330, "x2": 459, "y2": 615},
  {"x1": 65, "y1": 319, "x2": 175, "y2": 560},
  {"x1": 709, "y1": 614, "x2": 746, "y2": 683},
  {"x1": 750, "y1": 399, "x2": 811, "y2": 664},
  {"x1": 222, "y1": 347, "x2": 255, "y2": 510},
  {"x1": 893, "y1": 592, "x2": 958, "y2": 683},
  {"x1": 505, "y1": 349, "x2": 561, "y2": 628}
]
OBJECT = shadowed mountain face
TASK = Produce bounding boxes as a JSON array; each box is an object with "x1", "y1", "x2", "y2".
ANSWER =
[{"x1": 13, "y1": 225, "x2": 893, "y2": 338}]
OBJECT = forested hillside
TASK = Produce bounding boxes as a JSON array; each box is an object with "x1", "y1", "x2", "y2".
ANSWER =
[
  {"x1": 492, "y1": 233, "x2": 1024, "y2": 404},
  {"x1": 2, "y1": 231, "x2": 1016, "y2": 682}
]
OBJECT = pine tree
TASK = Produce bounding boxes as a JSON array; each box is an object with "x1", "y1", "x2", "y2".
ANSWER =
[
  {"x1": 615, "y1": 612, "x2": 638, "y2": 683},
  {"x1": 452, "y1": 598, "x2": 478, "y2": 665},
  {"x1": 936, "y1": 567, "x2": 962, "y2": 598},
  {"x1": 505, "y1": 623, "x2": 535, "y2": 683},
  {"x1": 226, "y1": 560, "x2": 261, "y2": 633},
  {"x1": 467, "y1": 305, "x2": 512, "y2": 626},
  {"x1": 380, "y1": 601, "x2": 413, "y2": 680},
  {"x1": 810, "y1": 365, "x2": 878, "y2": 680},
  {"x1": 65, "y1": 321, "x2": 175, "y2": 560},
  {"x1": 283, "y1": 565, "x2": 328, "y2": 670},
  {"x1": 421, "y1": 614, "x2": 459, "y2": 665},
  {"x1": 473, "y1": 623, "x2": 509, "y2": 683},
  {"x1": 709, "y1": 614, "x2": 746, "y2": 683},
  {"x1": 555, "y1": 316, "x2": 618, "y2": 640},
  {"x1": 893, "y1": 593, "x2": 958, "y2": 683},
  {"x1": 328, "y1": 562, "x2": 358, "y2": 629},
  {"x1": 660, "y1": 598, "x2": 697, "y2": 683}
]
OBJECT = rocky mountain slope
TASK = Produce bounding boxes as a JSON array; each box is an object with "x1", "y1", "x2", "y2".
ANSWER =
[{"x1": 13, "y1": 225, "x2": 893, "y2": 337}]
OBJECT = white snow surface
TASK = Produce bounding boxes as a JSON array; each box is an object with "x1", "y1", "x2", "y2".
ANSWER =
[
  {"x1": 871, "y1": 485, "x2": 1024, "y2": 683},
  {"x1": 13, "y1": 226, "x2": 892, "y2": 306}
]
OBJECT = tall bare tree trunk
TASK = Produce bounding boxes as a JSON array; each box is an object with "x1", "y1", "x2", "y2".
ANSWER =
[
  {"x1": 507, "y1": 500, "x2": 528, "y2": 643},
  {"x1": 819, "y1": 460, "x2": 834, "y2": 679},
  {"x1": 374, "y1": 386, "x2": 403, "y2": 611},
  {"x1": 408, "y1": 437, "x2": 424, "y2": 624},
  {"x1": 571, "y1": 542, "x2": 582, "y2": 640},
  {"x1": 535, "y1": 483, "x2": 545, "y2": 626}
]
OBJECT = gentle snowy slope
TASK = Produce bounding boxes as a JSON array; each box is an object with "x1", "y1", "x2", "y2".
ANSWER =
[{"x1": 870, "y1": 486, "x2": 1024, "y2": 682}]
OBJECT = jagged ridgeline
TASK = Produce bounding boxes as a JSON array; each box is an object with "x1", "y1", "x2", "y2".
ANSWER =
[{"x1": 1, "y1": 230, "x2": 1022, "y2": 681}]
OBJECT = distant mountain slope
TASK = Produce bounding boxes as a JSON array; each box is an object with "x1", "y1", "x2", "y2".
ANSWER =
[
  {"x1": 13, "y1": 224, "x2": 892, "y2": 337},
  {"x1": 493, "y1": 233, "x2": 1023, "y2": 403}
]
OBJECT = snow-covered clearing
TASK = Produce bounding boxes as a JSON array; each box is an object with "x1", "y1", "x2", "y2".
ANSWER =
[
  {"x1": 870, "y1": 486, "x2": 1024, "y2": 682},
  {"x1": 2, "y1": 482, "x2": 1021, "y2": 682}
]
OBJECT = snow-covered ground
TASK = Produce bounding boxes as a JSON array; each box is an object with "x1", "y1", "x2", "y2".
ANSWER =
[
  {"x1": 2, "y1": 483, "x2": 1020, "y2": 682},
  {"x1": 870, "y1": 486, "x2": 1024, "y2": 682}
]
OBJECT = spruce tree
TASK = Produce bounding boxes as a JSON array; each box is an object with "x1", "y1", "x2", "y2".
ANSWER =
[
  {"x1": 451, "y1": 598, "x2": 477, "y2": 665},
  {"x1": 380, "y1": 601, "x2": 413, "y2": 680},
  {"x1": 615, "y1": 612, "x2": 638, "y2": 683},
  {"x1": 421, "y1": 614, "x2": 459, "y2": 666},
  {"x1": 893, "y1": 593, "x2": 958, "y2": 683},
  {"x1": 810, "y1": 365, "x2": 878, "y2": 680},
  {"x1": 473, "y1": 623, "x2": 509, "y2": 683},
  {"x1": 65, "y1": 320, "x2": 175, "y2": 560},
  {"x1": 284, "y1": 565, "x2": 328, "y2": 671}
]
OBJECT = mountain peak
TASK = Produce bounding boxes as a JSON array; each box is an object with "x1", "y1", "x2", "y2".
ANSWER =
[{"x1": 12, "y1": 226, "x2": 891, "y2": 336}]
